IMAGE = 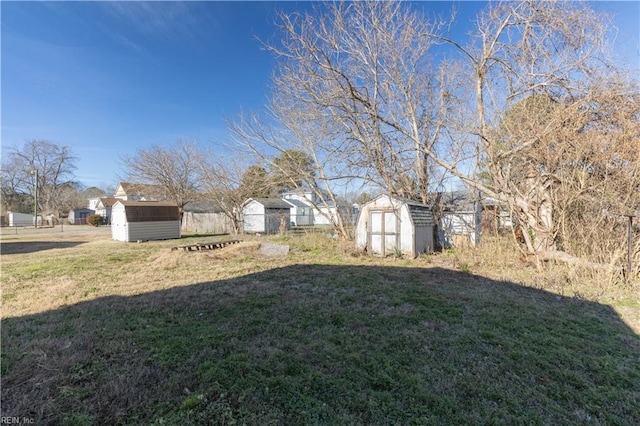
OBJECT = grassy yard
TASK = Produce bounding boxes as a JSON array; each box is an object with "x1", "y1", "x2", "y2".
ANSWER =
[{"x1": 1, "y1": 229, "x2": 639, "y2": 424}]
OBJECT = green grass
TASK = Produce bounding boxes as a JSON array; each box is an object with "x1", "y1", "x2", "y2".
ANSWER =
[{"x1": 1, "y1": 232, "x2": 639, "y2": 424}]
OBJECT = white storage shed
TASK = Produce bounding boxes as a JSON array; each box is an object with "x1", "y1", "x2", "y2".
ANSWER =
[
  {"x1": 111, "y1": 200, "x2": 181, "y2": 242},
  {"x1": 8, "y1": 212, "x2": 37, "y2": 227},
  {"x1": 356, "y1": 194, "x2": 435, "y2": 257},
  {"x1": 242, "y1": 198, "x2": 291, "y2": 234}
]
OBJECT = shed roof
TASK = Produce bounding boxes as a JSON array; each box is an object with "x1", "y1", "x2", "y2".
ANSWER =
[
  {"x1": 251, "y1": 198, "x2": 292, "y2": 209},
  {"x1": 407, "y1": 204, "x2": 435, "y2": 227},
  {"x1": 114, "y1": 200, "x2": 180, "y2": 222},
  {"x1": 367, "y1": 194, "x2": 435, "y2": 227}
]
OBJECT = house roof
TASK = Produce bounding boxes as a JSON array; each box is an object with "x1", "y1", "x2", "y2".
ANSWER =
[
  {"x1": 183, "y1": 199, "x2": 223, "y2": 213},
  {"x1": 283, "y1": 198, "x2": 309, "y2": 208},
  {"x1": 114, "y1": 200, "x2": 180, "y2": 222},
  {"x1": 115, "y1": 182, "x2": 166, "y2": 200},
  {"x1": 281, "y1": 191, "x2": 339, "y2": 208},
  {"x1": 98, "y1": 197, "x2": 119, "y2": 208},
  {"x1": 251, "y1": 198, "x2": 292, "y2": 209},
  {"x1": 437, "y1": 190, "x2": 503, "y2": 212}
]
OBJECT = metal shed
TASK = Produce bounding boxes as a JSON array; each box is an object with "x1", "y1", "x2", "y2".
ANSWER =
[
  {"x1": 111, "y1": 200, "x2": 181, "y2": 242},
  {"x1": 356, "y1": 194, "x2": 435, "y2": 257},
  {"x1": 242, "y1": 198, "x2": 291, "y2": 234}
]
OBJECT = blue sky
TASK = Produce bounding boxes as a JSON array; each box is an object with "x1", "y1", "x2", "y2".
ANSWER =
[{"x1": 2, "y1": 1, "x2": 638, "y2": 190}]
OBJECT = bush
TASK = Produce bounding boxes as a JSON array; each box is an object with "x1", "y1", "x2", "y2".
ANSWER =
[{"x1": 86, "y1": 214, "x2": 104, "y2": 227}]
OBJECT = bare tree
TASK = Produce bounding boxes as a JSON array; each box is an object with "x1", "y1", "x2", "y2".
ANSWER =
[
  {"x1": 3, "y1": 140, "x2": 78, "y2": 219},
  {"x1": 426, "y1": 0, "x2": 640, "y2": 267},
  {"x1": 120, "y1": 140, "x2": 202, "y2": 218},
  {"x1": 196, "y1": 155, "x2": 267, "y2": 235},
  {"x1": 264, "y1": 1, "x2": 454, "y2": 205},
  {"x1": 232, "y1": 0, "x2": 637, "y2": 264},
  {"x1": 230, "y1": 111, "x2": 354, "y2": 239},
  {"x1": 230, "y1": 1, "x2": 457, "y2": 239},
  {"x1": 1, "y1": 159, "x2": 28, "y2": 213}
]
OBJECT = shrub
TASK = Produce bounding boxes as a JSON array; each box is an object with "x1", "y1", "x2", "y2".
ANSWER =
[{"x1": 86, "y1": 214, "x2": 104, "y2": 227}]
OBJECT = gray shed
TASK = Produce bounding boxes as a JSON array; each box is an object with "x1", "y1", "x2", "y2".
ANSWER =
[
  {"x1": 356, "y1": 194, "x2": 435, "y2": 257},
  {"x1": 111, "y1": 200, "x2": 181, "y2": 242},
  {"x1": 242, "y1": 198, "x2": 291, "y2": 234},
  {"x1": 68, "y1": 208, "x2": 95, "y2": 225}
]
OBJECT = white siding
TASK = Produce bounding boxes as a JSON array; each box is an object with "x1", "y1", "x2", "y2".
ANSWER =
[
  {"x1": 242, "y1": 200, "x2": 265, "y2": 233},
  {"x1": 314, "y1": 206, "x2": 338, "y2": 226},
  {"x1": 8, "y1": 212, "x2": 35, "y2": 227},
  {"x1": 111, "y1": 203, "x2": 128, "y2": 241},
  {"x1": 356, "y1": 194, "x2": 434, "y2": 257},
  {"x1": 128, "y1": 221, "x2": 181, "y2": 241},
  {"x1": 439, "y1": 212, "x2": 477, "y2": 247},
  {"x1": 110, "y1": 202, "x2": 180, "y2": 242},
  {"x1": 399, "y1": 205, "x2": 413, "y2": 255}
]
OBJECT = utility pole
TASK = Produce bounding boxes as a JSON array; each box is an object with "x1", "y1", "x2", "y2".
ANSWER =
[{"x1": 31, "y1": 168, "x2": 38, "y2": 228}]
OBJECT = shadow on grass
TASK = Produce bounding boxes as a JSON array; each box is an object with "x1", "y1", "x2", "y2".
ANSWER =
[
  {"x1": 0, "y1": 241, "x2": 87, "y2": 255},
  {"x1": 2, "y1": 265, "x2": 639, "y2": 424}
]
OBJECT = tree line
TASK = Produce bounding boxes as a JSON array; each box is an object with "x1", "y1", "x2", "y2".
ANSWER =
[
  {"x1": 0, "y1": 138, "x2": 318, "y2": 234},
  {"x1": 3, "y1": 1, "x2": 638, "y2": 267},
  {"x1": 1, "y1": 140, "x2": 109, "y2": 221},
  {"x1": 230, "y1": 0, "x2": 639, "y2": 265}
]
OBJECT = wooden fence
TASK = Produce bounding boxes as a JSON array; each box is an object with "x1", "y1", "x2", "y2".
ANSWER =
[{"x1": 181, "y1": 212, "x2": 233, "y2": 235}]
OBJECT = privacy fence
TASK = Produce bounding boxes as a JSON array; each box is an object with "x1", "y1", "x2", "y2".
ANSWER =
[{"x1": 181, "y1": 212, "x2": 234, "y2": 235}]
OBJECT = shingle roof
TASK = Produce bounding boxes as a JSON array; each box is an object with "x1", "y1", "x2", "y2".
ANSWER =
[
  {"x1": 115, "y1": 200, "x2": 180, "y2": 222},
  {"x1": 99, "y1": 197, "x2": 119, "y2": 208},
  {"x1": 116, "y1": 182, "x2": 166, "y2": 199},
  {"x1": 252, "y1": 198, "x2": 292, "y2": 209},
  {"x1": 369, "y1": 194, "x2": 435, "y2": 227},
  {"x1": 407, "y1": 204, "x2": 435, "y2": 227},
  {"x1": 283, "y1": 199, "x2": 309, "y2": 208}
]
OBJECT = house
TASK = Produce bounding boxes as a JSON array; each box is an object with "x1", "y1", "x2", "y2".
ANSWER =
[
  {"x1": 111, "y1": 200, "x2": 181, "y2": 242},
  {"x1": 355, "y1": 194, "x2": 435, "y2": 258},
  {"x1": 113, "y1": 182, "x2": 165, "y2": 201},
  {"x1": 282, "y1": 198, "x2": 313, "y2": 226},
  {"x1": 437, "y1": 191, "x2": 511, "y2": 248},
  {"x1": 68, "y1": 208, "x2": 95, "y2": 225},
  {"x1": 89, "y1": 197, "x2": 118, "y2": 224},
  {"x1": 242, "y1": 198, "x2": 291, "y2": 234},
  {"x1": 281, "y1": 189, "x2": 341, "y2": 227}
]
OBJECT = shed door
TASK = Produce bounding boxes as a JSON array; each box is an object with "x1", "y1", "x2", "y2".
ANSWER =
[{"x1": 368, "y1": 209, "x2": 399, "y2": 256}]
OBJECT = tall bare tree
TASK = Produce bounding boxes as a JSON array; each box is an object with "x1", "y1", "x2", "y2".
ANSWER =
[
  {"x1": 266, "y1": 0, "x2": 454, "y2": 205},
  {"x1": 230, "y1": 1, "x2": 455, "y2": 239},
  {"x1": 120, "y1": 140, "x2": 202, "y2": 218},
  {"x1": 426, "y1": 0, "x2": 640, "y2": 266},
  {"x1": 2, "y1": 140, "x2": 78, "y2": 218}
]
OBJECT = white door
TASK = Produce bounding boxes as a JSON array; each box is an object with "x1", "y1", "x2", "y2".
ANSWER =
[{"x1": 368, "y1": 210, "x2": 399, "y2": 256}]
